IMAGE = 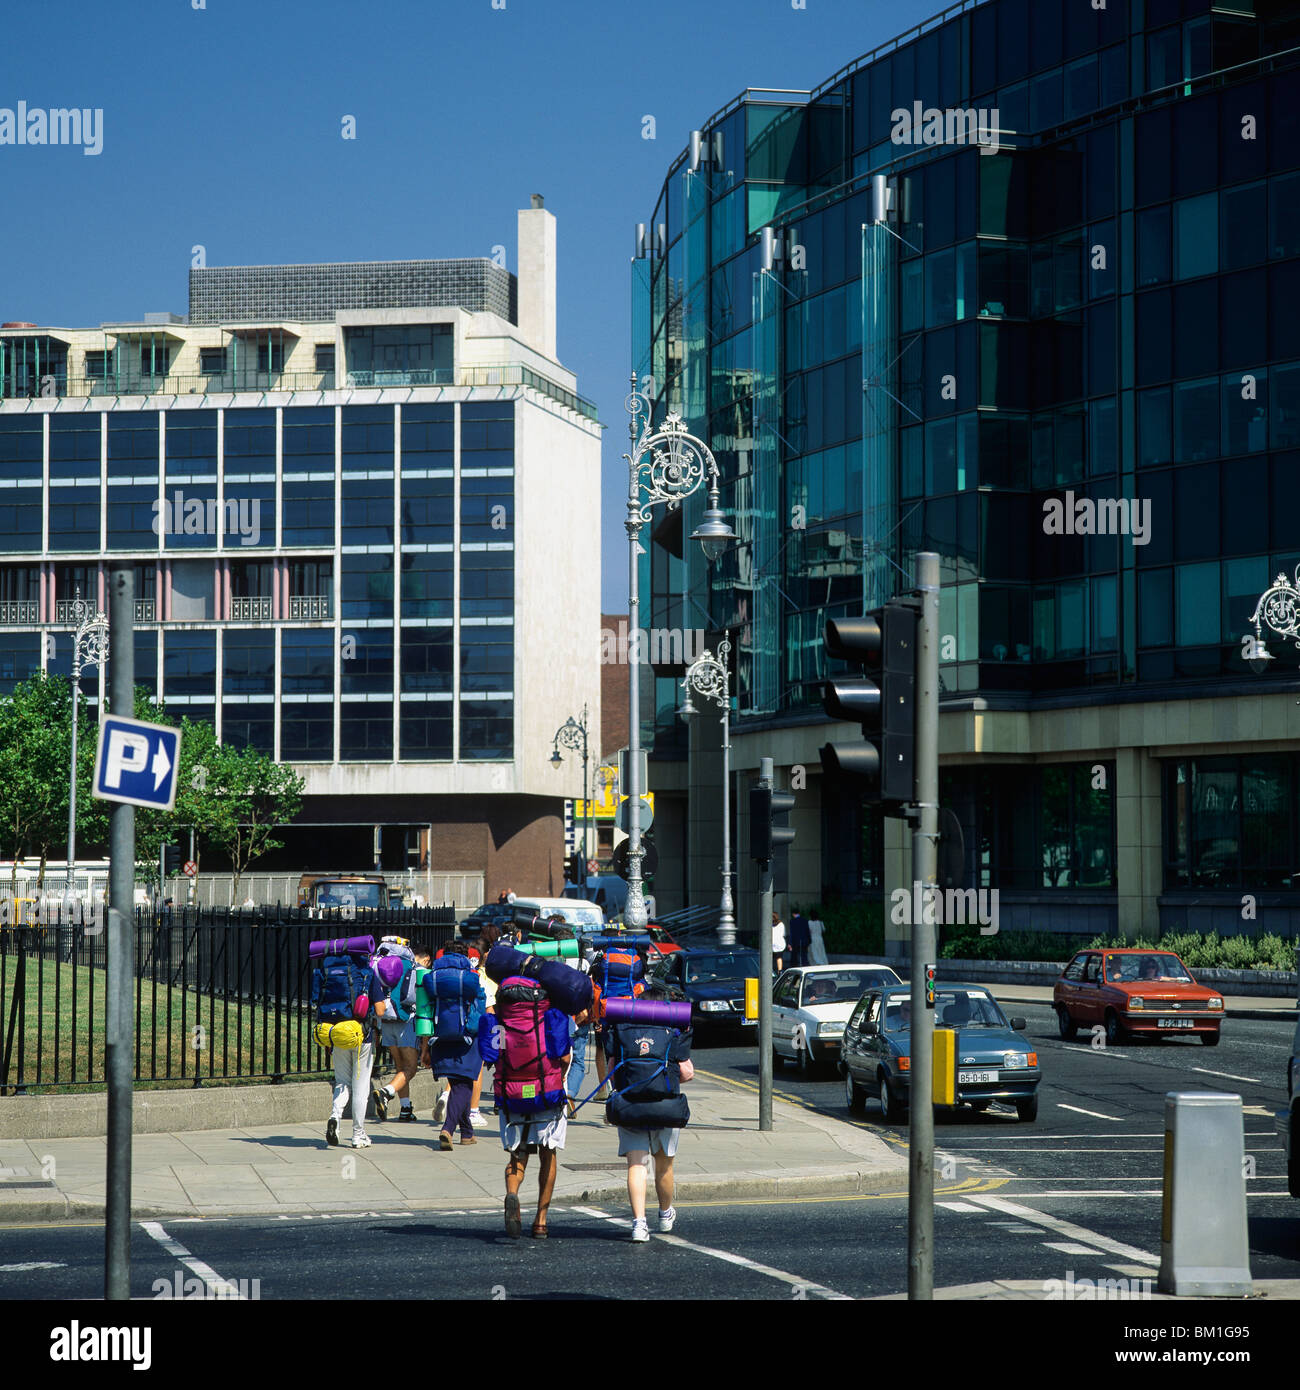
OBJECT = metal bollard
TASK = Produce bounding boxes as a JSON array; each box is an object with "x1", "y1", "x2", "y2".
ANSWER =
[{"x1": 1158, "y1": 1092, "x2": 1252, "y2": 1296}]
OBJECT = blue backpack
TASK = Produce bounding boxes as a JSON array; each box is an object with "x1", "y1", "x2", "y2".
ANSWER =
[
  {"x1": 426, "y1": 954, "x2": 482, "y2": 1040},
  {"x1": 592, "y1": 945, "x2": 645, "y2": 1004},
  {"x1": 312, "y1": 951, "x2": 374, "y2": 1026},
  {"x1": 605, "y1": 1021, "x2": 690, "y2": 1130}
]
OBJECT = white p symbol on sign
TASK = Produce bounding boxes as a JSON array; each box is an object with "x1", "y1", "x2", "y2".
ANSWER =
[{"x1": 104, "y1": 731, "x2": 149, "y2": 788}]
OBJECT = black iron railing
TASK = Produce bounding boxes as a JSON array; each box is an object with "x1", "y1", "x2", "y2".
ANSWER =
[{"x1": 0, "y1": 902, "x2": 457, "y2": 1093}]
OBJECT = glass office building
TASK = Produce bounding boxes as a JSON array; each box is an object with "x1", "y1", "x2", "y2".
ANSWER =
[
  {"x1": 633, "y1": 0, "x2": 1300, "y2": 939},
  {"x1": 0, "y1": 200, "x2": 602, "y2": 900}
]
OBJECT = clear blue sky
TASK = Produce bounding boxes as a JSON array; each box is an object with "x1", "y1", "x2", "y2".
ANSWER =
[{"x1": 0, "y1": 0, "x2": 944, "y2": 610}]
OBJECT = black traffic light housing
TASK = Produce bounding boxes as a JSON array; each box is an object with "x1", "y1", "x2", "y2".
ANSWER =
[
  {"x1": 749, "y1": 785, "x2": 796, "y2": 864},
  {"x1": 821, "y1": 601, "x2": 918, "y2": 808},
  {"x1": 567, "y1": 851, "x2": 586, "y2": 885},
  {"x1": 162, "y1": 844, "x2": 184, "y2": 877}
]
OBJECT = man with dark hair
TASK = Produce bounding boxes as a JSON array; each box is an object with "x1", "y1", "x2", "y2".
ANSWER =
[{"x1": 788, "y1": 908, "x2": 811, "y2": 968}]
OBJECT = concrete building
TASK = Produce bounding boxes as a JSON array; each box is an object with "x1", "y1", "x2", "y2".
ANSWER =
[
  {"x1": 0, "y1": 197, "x2": 602, "y2": 907},
  {"x1": 632, "y1": 0, "x2": 1300, "y2": 946}
]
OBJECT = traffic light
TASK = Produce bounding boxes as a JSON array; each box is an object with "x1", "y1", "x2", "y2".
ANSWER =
[
  {"x1": 567, "y1": 851, "x2": 585, "y2": 885},
  {"x1": 749, "y1": 785, "x2": 796, "y2": 864},
  {"x1": 162, "y1": 844, "x2": 183, "y2": 877},
  {"x1": 820, "y1": 602, "x2": 918, "y2": 806}
]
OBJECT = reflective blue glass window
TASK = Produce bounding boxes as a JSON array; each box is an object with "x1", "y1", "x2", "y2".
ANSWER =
[
  {"x1": 459, "y1": 697, "x2": 513, "y2": 761},
  {"x1": 401, "y1": 627, "x2": 452, "y2": 693},
  {"x1": 163, "y1": 630, "x2": 215, "y2": 698},
  {"x1": 282, "y1": 630, "x2": 333, "y2": 693},
  {"x1": 1176, "y1": 562, "x2": 1220, "y2": 646},
  {"x1": 1174, "y1": 378, "x2": 1220, "y2": 463},
  {"x1": 1173, "y1": 193, "x2": 1218, "y2": 280},
  {"x1": 459, "y1": 628, "x2": 514, "y2": 693},
  {"x1": 400, "y1": 475, "x2": 452, "y2": 546},
  {"x1": 340, "y1": 701, "x2": 392, "y2": 760},
  {"x1": 1137, "y1": 207, "x2": 1171, "y2": 287},
  {"x1": 1272, "y1": 363, "x2": 1300, "y2": 451},
  {"x1": 340, "y1": 628, "x2": 392, "y2": 695},
  {"x1": 0, "y1": 632, "x2": 40, "y2": 693},
  {"x1": 341, "y1": 553, "x2": 393, "y2": 620},
  {"x1": 341, "y1": 477, "x2": 394, "y2": 546},
  {"x1": 223, "y1": 628, "x2": 274, "y2": 694},
  {"x1": 0, "y1": 416, "x2": 42, "y2": 480},
  {"x1": 1222, "y1": 369, "x2": 1268, "y2": 456},
  {"x1": 1139, "y1": 388, "x2": 1172, "y2": 467},
  {"x1": 282, "y1": 478, "x2": 335, "y2": 547},
  {"x1": 400, "y1": 704, "x2": 452, "y2": 760},
  {"x1": 1221, "y1": 182, "x2": 1266, "y2": 270},
  {"x1": 280, "y1": 702, "x2": 333, "y2": 761},
  {"x1": 400, "y1": 551, "x2": 452, "y2": 619},
  {"x1": 1030, "y1": 69, "x2": 1062, "y2": 131},
  {"x1": 1271, "y1": 173, "x2": 1300, "y2": 259},
  {"x1": 0, "y1": 488, "x2": 41, "y2": 550},
  {"x1": 1139, "y1": 569, "x2": 1173, "y2": 647},
  {"x1": 48, "y1": 414, "x2": 100, "y2": 481}
]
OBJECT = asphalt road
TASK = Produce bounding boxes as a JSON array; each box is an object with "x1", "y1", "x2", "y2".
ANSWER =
[{"x1": 700, "y1": 1000, "x2": 1300, "y2": 1281}]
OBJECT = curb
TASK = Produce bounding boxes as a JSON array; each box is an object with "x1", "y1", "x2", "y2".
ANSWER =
[{"x1": 0, "y1": 1167, "x2": 912, "y2": 1226}]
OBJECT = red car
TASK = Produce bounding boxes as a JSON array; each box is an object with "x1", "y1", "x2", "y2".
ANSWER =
[{"x1": 1053, "y1": 948, "x2": 1223, "y2": 1046}]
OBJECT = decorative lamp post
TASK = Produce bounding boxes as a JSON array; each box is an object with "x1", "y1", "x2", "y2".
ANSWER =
[
  {"x1": 65, "y1": 588, "x2": 110, "y2": 901},
  {"x1": 551, "y1": 705, "x2": 592, "y2": 878},
  {"x1": 679, "y1": 637, "x2": 735, "y2": 945},
  {"x1": 623, "y1": 373, "x2": 735, "y2": 929}
]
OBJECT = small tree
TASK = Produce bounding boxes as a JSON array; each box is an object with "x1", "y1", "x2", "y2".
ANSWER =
[{"x1": 203, "y1": 743, "x2": 304, "y2": 902}]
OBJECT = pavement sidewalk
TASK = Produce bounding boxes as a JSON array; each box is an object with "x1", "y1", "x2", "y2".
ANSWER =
[{"x1": 0, "y1": 1070, "x2": 907, "y2": 1224}]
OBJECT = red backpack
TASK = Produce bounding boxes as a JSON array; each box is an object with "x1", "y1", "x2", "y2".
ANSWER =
[{"x1": 494, "y1": 976, "x2": 565, "y2": 1113}]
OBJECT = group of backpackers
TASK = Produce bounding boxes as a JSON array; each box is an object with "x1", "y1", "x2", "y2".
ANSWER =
[{"x1": 308, "y1": 921, "x2": 693, "y2": 1240}]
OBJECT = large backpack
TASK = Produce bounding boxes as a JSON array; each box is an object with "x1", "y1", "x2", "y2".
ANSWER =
[
  {"x1": 591, "y1": 945, "x2": 645, "y2": 1004},
  {"x1": 425, "y1": 953, "x2": 481, "y2": 1040},
  {"x1": 494, "y1": 976, "x2": 565, "y2": 1112},
  {"x1": 311, "y1": 948, "x2": 374, "y2": 1027},
  {"x1": 375, "y1": 939, "x2": 416, "y2": 1022},
  {"x1": 605, "y1": 1020, "x2": 690, "y2": 1130}
]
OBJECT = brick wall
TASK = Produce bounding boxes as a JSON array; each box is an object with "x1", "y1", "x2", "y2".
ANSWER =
[{"x1": 601, "y1": 610, "x2": 629, "y2": 761}]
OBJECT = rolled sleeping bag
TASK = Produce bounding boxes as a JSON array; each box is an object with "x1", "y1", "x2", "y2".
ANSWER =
[
  {"x1": 517, "y1": 937, "x2": 580, "y2": 960},
  {"x1": 309, "y1": 934, "x2": 376, "y2": 961},
  {"x1": 600, "y1": 996, "x2": 692, "y2": 1028},
  {"x1": 413, "y1": 965, "x2": 433, "y2": 1038},
  {"x1": 314, "y1": 1020, "x2": 365, "y2": 1050},
  {"x1": 484, "y1": 943, "x2": 593, "y2": 1016},
  {"x1": 588, "y1": 935, "x2": 655, "y2": 952}
]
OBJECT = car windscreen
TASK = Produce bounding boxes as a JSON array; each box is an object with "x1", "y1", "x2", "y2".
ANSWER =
[
  {"x1": 686, "y1": 952, "x2": 760, "y2": 984},
  {"x1": 934, "y1": 990, "x2": 1008, "y2": 1028},
  {"x1": 1105, "y1": 952, "x2": 1192, "y2": 983},
  {"x1": 315, "y1": 883, "x2": 383, "y2": 908},
  {"x1": 802, "y1": 971, "x2": 895, "y2": 1005},
  {"x1": 566, "y1": 908, "x2": 603, "y2": 928}
]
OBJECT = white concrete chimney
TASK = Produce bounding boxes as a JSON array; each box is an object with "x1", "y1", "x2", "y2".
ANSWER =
[{"x1": 517, "y1": 195, "x2": 556, "y2": 361}]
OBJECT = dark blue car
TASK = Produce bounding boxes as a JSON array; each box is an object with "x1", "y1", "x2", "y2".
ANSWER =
[
  {"x1": 840, "y1": 983, "x2": 1042, "y2": 1123},
  {"x1": 651, "y1": 947, "x2": 760, "y2": 1040}
]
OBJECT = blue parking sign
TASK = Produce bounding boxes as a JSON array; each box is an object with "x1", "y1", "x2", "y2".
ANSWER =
[{"x1": 92, "y1": 716, "x2": 183, "y2": 812}]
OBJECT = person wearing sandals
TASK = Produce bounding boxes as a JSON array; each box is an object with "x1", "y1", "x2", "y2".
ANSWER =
[{"x1": 477, "y1": 974, "x2": 572, "y2": 1239}]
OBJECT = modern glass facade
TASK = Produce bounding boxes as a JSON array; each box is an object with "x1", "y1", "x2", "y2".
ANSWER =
[{"x1": 635, "y1": 0, "x2": 1300, "y2": 934}]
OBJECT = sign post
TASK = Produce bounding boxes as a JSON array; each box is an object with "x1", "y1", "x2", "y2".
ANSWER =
[{"x1": 92, "y1": 586, "x2": 180, "y2": 1301}]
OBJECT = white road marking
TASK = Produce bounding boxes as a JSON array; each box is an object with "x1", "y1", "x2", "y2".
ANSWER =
[
  {"x1": 936, "y1": 1201, "x2": 985, "y2": 1212},
  {"x1": 1056, "y1": 1104, "x2": 1123, "y2": 1121},
  {"x1": 1190, "y1": 1067, "x2": 1260, "y2": 1083},
  {"x1": 140, "y1": 1221, "x2": 247, "y2": 1298},
  {"x1": 0, "y1": 1261, "x2": 65, "y2": 1272},
  {"x1": 570, "y1": 1205, "x2": 853, "y2": 1299},
  {"x1": 969, "y1": 1195, "x2": 1158, "y2": 1265},
  {"x1": 1042, "y1": 1241, "x2": 1104, "y2": 1255}
]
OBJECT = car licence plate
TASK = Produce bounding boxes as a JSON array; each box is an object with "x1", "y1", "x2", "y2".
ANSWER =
[
  {"x1": 958, "y1": 1069, "x2": 998, "y2": 1084},
  {"x1": 740, "y1": 1016, "x2": 757, "y2": 1026},
  {"x1": 1157, "y1": 1018, "x2": 1196, "y2": 1028}
]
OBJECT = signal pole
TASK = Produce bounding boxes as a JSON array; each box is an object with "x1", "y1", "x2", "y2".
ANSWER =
[
  {"x1": 907, "y1": 551, "x2": 940, "y2": 1301},
  {"x1": 756, "y1": 756, "x2": 774, "y2": 1132}
]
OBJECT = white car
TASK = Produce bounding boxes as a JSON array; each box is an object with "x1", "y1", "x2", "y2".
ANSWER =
[{"x1": 772, "y1": 964, "x2": 903, "y2": 1074}]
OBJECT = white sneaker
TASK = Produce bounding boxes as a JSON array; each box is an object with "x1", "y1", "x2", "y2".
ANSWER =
[
  {"x1": 659, "y1": 1206, "x2": 676, "y2": 1233},
  {"x1": 351, "y1": 1133, "x2": 372, "y2": 1149},
  {"x1": 469, "y1": 1109, "x2": 489, "y2": 1128},
  {"x1": 630, "y1": 1219, "x2": 650, "y2": 1243},
  {"x1": 433, "y1": 1089, "x2": 447, "y2": 1124}
]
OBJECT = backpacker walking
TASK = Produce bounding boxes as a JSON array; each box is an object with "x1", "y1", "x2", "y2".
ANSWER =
[
  {"x1": 310, "y1": 936, "x2": 378, "y2": 1149},
  {"x1": 602, "y1": 981, "x2": 694, "y2": 1242},
  {"x1": 417, "y1": 942, "x2": 487, "y2": 1150},
  {"x1": 477, "y1": 972, "x2": 572, "y2": 1239},
  {"x1": 373, "y1": 939, "x2": 426, "y2": 1123}
]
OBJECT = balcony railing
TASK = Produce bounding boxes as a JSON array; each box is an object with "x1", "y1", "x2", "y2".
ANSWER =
[
  {"x1": 0, "y1": 599, "x2": 38, "y2": 625},
  {"x1": 287, "y1": 594, "x2": 331, "y2": 620},
  {"x1": 135, "y1": 599, "x2": 155, "y2": 623},
  {"x1": 0, "y1": 371, "x2": 336, "y2": 401},
  {"x1": 345, "y1": 368, "x2": 455, "y2": 388},
  {"x1": 228, "y1": 596, "x2": 274, "y2": 621}
]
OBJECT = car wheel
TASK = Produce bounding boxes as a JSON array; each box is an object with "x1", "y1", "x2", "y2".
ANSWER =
[
  {"x1": 795, "y1": 1043, "x2": 812, "y2": 1076},
  {"x1": 844, "y1": 1066, "x2": 865, "y2": 1114},
  {"x1": 1056, "y1": 1005, "x2": 1077, "y2": 1041},
  {"x1": 1104, "y1": 1010, "x2": 1126, "y2": 1047},
  {"x1": 879, "y1": 1073, "x2": 905, "y2": 1123},
  {"x1": 1200, "y1": 1029, "x2": 1221, "y2": 1047},
  {"x1": 968, "y1": 1099, "x2": 991, "y2": 1112},
  {"x1": 1015, "y1": 1094, "x2": 1039, "y2": 1123}
]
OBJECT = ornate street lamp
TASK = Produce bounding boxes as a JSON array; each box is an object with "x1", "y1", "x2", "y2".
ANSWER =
[
  {"x1": 65, "y1": 588, "x2": 109, "y2": 901},
  {"x1": 551, "y1": 706, "x2": 592, "y2": 878},
  {"x1": 1246, "y1": 567, "x2": 1300, "y2": 663},
  {"x1": 623, "y1": 373, "x2": 735, "y2": 929},
  {"x1": 679, "y1": 638, "x2": 735, "y2": 944}
]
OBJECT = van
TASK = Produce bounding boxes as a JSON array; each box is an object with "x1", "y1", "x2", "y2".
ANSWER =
[
  {"x1": 563, "y1": 876, "x2": 628, "y2": 919},
  {"x1": 297, "y1": 873, "x2": 389, "y2": 915},
  {"x1": 511, "y1": 897, "x2": 605, "y2": 934}
]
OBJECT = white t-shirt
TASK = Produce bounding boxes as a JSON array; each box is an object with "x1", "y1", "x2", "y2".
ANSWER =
[{"x1": 771, "y1": 920, "x2": 787, "y2": 953}]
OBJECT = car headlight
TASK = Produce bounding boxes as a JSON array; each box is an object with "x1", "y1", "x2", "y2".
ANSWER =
[
  {"x1": 1003, "y1": 1052, "x2": 1029, "y2": 1069},
  {"x1": 1128, "y1": 996, "x2": 1145, "y2": 1010},
  {"x1": 698, "y1": 1000, "x2": 729, "y2": 1012},
  {"x1": 1208, "y1": 997, "x2": 1223, "y2": 1010},
  {"x1": 817, "y1": 1022, "x2": 844, "y2": 1037}
]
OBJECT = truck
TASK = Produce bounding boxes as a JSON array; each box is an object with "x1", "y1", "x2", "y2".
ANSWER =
[{"x1": 297, "y1": 873, "x2": 389, "y2": 917}]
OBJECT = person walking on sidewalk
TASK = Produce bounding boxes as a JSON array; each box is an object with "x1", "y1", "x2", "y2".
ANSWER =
[
  {"x1": 807, "y1": 907, "x2": 828, "y2": 966},
  {"x1": 550, "y1": 924, "x2": 592, "y2": 1117},
  {"x1": 373, "y1": 942, "x2": 426, "y2": 1123},
  {"x1": 419, "y1": 942, "x2": 487, "y2": 1150},
  {"x1": 603, "y1": 981, "x2": 693, "y2": 1242},
  {"x1": 477, "y1": 973, "x2": 571, "y2": 1239},
  {"x1": 311, "y1": 940, "x2": 376, "y2": 1150},
  {"x1": 771, "y1": 911, "x2": 787, "y2": 974},
  {"x1": 788, "y1": 908, "x2": 811, "y2": 969}
]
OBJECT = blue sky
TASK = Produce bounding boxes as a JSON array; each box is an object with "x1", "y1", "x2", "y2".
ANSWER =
[{"x1": 0, "y1": 0, "x2": 943, "y2": 610}]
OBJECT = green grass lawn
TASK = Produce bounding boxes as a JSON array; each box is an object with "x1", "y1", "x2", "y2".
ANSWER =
[{"x1": 0, "y1": 951, "x2": 330, "y2": 1093}]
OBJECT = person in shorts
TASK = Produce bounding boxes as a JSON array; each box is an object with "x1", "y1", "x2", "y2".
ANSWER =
[
  {"x1": 603, "y1": 981, "x2": 693, "y2": 1242},
  {"x1": 374, "y1": 943, "x2": 428, "y2": 1123}
]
